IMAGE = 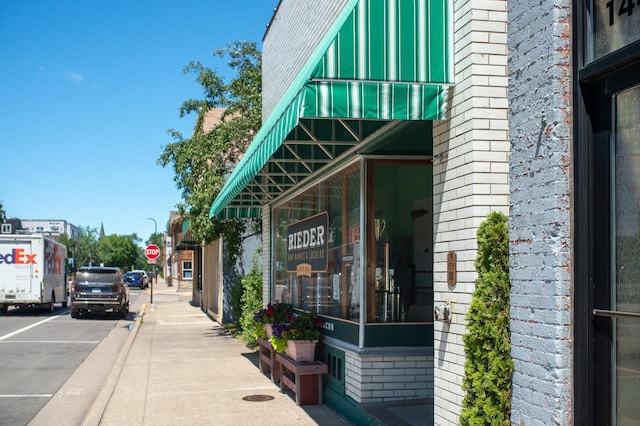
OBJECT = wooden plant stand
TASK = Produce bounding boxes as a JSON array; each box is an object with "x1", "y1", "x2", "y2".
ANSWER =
[
  {"x1": 257, "y1": 337, "x2": 280, "y2": 383},
  {"x1": 276, "y1": 352, "x2": 328, "y2": 405}
]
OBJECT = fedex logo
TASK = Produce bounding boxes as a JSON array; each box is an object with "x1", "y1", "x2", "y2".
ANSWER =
[{"x1": 0, "y1": 249, "x2": 37, "y2": 265}]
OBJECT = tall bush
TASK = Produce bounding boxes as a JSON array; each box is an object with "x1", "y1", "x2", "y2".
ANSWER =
[
  {"x1": 461, "y1": 211, "x2": 512, "y2": 425},
  {"x1": 237, "y1": 258, "x2": 263, "y2": 346}
]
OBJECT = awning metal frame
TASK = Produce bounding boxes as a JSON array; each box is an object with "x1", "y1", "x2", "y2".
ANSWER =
[{"x1": 221, "y1": 117, "x2": 389, "y2": 213}]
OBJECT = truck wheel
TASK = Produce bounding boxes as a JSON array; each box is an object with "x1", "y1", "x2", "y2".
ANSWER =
[
  {"x1": 71, "y1": 309, "x2": 80, "y2": 319},
  {"x1": 0, "y1": 306, "x2": 7, "y2": 314},
  {"x1": 42, "y1": 293, "x2": 55, "y2": 313}
]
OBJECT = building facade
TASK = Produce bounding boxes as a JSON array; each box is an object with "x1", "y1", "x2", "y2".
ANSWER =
[
  {"x1": 13, "y1": 219, "x2": 81, "y2": 240},
  {"x1": 208, "y1": 0, "x2": 509, "y2": 423},
  {"x1": 208, "y1": 0, "x2": 640, "y2": 424},
  {"x1": 167, "y1": 212, "x2": 195, "y2": 291},
  {"x1": 510, "y1": 0, "x2": 640, "y2": 423}
]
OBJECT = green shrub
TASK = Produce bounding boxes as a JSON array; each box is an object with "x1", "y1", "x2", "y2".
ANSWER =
[
  {"x1": 461, "y1": 211, "x2": 512, "y2": 426},
  {"x1": 238, "y1": 258, "x2": 263, "y2": 346}
]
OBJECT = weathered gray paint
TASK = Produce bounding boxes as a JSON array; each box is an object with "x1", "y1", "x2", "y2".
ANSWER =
[{"x1": 508, "y1": 0, "x2": 573, "y2": 423}]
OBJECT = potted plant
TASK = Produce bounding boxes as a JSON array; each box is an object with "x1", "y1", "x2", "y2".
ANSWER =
[
  {"x1": 269, "y1": 311, "x2": 324, "y2": 362},
  {"x1": 254, "y1": 302, "x2": 293, "y2": 339}
]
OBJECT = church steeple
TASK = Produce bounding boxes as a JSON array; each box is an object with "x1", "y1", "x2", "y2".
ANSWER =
[{"x1": 99, "y1": 222, "x2": 105, "y2": 239}]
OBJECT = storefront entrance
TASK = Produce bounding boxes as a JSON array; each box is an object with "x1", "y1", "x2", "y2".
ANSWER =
[
  {"x1": 577, "y1": 52, "x2": 640, "y2": 426},
  {"x1": 592, "y1": 80, "x2": 640, "y2": 425},
  {"x1": 574, "y1": 0, "x2": 640, "y2": 422}
]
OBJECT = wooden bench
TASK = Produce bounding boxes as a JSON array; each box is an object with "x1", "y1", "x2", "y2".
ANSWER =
[
  {"x1": 257, "y1": 337, "x2": 280, "y2": 383},
  {"x1": 276, "y1": 352, "x2": 328, "y2": 405}
]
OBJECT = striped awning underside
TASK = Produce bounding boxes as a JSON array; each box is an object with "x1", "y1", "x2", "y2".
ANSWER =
[{"x1": 210, "y1": 0, "x2": 452, "y2": 219}]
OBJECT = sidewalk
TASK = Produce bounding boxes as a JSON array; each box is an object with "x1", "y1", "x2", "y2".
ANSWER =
[{"x1": 35, "y1": 277, "x2": 353, "y2": 426}]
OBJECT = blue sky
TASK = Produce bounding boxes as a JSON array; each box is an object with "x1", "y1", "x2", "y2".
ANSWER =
[{"x1": 0, "y1": 0, "x2": 279, "y2": 242}]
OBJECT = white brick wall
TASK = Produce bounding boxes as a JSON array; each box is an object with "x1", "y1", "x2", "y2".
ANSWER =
[
  {"x1": 343, "y1": 350, "x2": 433, "y2": 403},
  {"x1": 432, "y1": 0, "x2": 509, "y2": 424},
  {"x1": 262, "y1": 208, "x2": 271, "y2": 305}
]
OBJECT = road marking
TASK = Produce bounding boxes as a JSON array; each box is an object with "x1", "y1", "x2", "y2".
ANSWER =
[
  {"x1": 0, "y1": 316, "x2": 58, "y2": 341},
  {"x1": 0, "y1": 394, "x2": 53, "y2": 398},
  {"x1": 0, "y1": 340, "x2": 99, "y2": 344}
]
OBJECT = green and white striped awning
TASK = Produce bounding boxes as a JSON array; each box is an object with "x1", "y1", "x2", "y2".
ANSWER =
[{"x1": 210, "y1": 0, "x2": 453, "y2": 219}]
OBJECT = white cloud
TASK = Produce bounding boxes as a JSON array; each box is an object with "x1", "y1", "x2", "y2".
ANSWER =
[{"x1": 64, "y1": 69, "x2": 86, "y2": 85}]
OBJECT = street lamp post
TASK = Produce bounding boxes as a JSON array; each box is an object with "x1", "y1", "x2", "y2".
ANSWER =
[{"x1": 146, "y1": 217, "x2": 157, "y2": 304}]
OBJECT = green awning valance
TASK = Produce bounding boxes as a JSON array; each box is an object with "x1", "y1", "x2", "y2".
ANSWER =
[{"x1": 210, "y1": 0, "x2": 452, "y2": 219}]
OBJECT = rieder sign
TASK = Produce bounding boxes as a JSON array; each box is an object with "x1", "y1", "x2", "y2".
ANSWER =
[{"x1": 286, "y1": 212, "x2": 328, "y2": 273}]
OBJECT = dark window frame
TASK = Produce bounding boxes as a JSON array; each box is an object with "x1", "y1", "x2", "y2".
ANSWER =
[{"x1": 574, "y1": 0, "x2": 640, "y2": 422}]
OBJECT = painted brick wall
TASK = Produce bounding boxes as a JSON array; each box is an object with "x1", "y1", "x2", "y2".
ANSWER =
[
  {"x1": 344, "y1": 350, "x2": 434, "y2": 403},
  {"x1": 432, "y1": 0, "x2": 509, "y2": 424},
  {"x1": 507, "y1": 0, "x2": 573, "y2": 423},
  {"x1": 262, "y1": 208, "x2": 271, "y2": 305},
  {"x1": 262, "y1": 0, "x2": 350, "y2": 120}
]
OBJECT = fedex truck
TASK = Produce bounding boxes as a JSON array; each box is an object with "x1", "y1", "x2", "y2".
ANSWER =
[{"x1": 0, "y1": 234, "x2": 68, "y2": 314}]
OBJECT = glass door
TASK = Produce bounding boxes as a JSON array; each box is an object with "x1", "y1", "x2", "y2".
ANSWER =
[
  {"x1": 609, "y1": 85, "x2": 640, "y2": 424},
  {"x1": 593, "y1": 84, "x2": 640, "y2": 425}
]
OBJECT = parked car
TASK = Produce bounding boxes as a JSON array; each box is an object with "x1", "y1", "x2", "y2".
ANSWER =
[
  {"x1": 70, "y1": 266, "x2": 130, "y2": 319},
  {"x1": 131, "y1": 270, "x2": 150, "y2": 288},
  {"x1": 124, "y1": 271, "x2": 147, "y2": 288}
]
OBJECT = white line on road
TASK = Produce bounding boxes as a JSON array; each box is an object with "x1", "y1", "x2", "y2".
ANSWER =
[
  {"x1": 0, "y1": 394, "x2": 53, "y2": 398},
  {"x1": 0, "y1": 316, "x2": 58, "y2": 341},
  {"x1": 0, "y1": 340, "x2": 99, "y2": 344}
]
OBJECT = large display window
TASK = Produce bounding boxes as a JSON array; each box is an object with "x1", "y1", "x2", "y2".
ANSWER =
[
  {"x1": 273, "y1": 163, "x2": 361, "y2": 321},
  {"x1": 272, "y1": 157, "x2": 433, "y2": 346},
  {"x1": 366, "y1": 160, "x2": 433, "y2": 323}
]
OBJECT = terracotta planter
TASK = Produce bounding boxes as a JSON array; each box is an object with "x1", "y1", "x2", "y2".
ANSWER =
[
  {"x1": 285, "y1": 340, "x2": 317, "y2": 362},
  {"x1": 264, "y1": 323, "x2": 273, "y2": 339}
]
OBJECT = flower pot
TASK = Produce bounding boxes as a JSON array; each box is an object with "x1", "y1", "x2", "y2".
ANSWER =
[
  {"x1": 285, "y1": 340, "x2": 317, "y2": 362},
  {"x1": 264, "y1": 323, "x2": 273, "y2": 339}
]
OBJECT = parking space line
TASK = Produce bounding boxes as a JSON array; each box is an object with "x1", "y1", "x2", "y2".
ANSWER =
[
  {"x1": 0, "y1": 340, "x2": 99, "y2": 344},
  {"x1": 0, "y1": 394, "x2": 52, "y2": 398},
  {"x1": 0, "y1": 316, "x2": 57, "y2": 341}
]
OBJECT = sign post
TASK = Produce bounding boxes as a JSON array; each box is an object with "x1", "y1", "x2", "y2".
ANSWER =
[{"x1": 145, "y1": 243, "x2": 160, "y2": 304}]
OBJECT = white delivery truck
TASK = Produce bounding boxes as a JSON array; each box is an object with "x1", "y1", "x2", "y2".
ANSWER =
[{"x1": 0, "y1": 233, "x2": 68, "y2": 314}]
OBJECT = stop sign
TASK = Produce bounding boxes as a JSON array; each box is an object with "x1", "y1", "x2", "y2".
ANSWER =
[{"x1": 145, "y1": 244, "x2": 160, "y2": 260}]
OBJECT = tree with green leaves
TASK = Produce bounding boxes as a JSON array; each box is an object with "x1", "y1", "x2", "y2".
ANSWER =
[
  {"x1": 97, "y1": 234, "x2": 143, "y2": 271},
  {"x1": 461, "y1": 211, "x2": 512, "y2": 425},
  {"x1": 60, "y1": 227, "x2": 146, "y2": 272},
  {"x1": 0, "y1": 200, "x2": 5, "y2": 223},
  {"x1": 158, "y1": 40, "x2": 262, "y2": 257},
  {"x1": 59, "y1": 226, "x2": 99, "y2": 269}
]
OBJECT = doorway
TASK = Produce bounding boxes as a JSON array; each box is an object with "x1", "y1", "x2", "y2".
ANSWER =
[{"x1": 583, "y1": 69, "x2": 640, "y2": 425}]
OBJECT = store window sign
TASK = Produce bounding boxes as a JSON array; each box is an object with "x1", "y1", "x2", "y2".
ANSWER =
[
  {"x1": 287, "y1": 212, "x2": 328, "y2": 272},
  {"x1": 593, "y1": 0, "x2": 640, "y2": 59}
]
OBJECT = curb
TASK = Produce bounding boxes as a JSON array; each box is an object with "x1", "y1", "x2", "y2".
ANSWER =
[{"x1": 80, "y1": 303, "x2": 148, "y2": 426}]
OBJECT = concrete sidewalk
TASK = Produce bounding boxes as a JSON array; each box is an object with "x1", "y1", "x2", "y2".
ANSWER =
[{"x1": 34, "y1": 278, "x2": 353, "y2": 426}]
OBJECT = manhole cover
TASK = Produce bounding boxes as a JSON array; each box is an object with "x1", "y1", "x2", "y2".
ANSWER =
[{"x1": 242, "y1": 394, "x2": 275, "y2": 402}]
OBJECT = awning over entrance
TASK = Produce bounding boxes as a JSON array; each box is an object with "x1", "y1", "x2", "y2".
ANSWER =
[
  {"x1": 210, "y1": 0, "x2": 453, "y2": 219},
  {"x1": 175, "y1": 221, "x2": 200, "y2": 250}
]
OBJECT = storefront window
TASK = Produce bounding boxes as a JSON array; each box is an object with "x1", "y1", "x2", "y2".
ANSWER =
[
  {"x1": 367, "y1": 160, "x2": 433, "y2": 323},
  {"x1": 182, "y1": 261, "x2": 192, "y2": 279},
  {"x1": 590, "y1": 0, "x2": 640, "y2": 60},
  {"x1": 273, "y1": 164, "x2": 361, "y2": 321},
  {"x1": 272, "y1": 157, "x2": 433, "y2": 326}
]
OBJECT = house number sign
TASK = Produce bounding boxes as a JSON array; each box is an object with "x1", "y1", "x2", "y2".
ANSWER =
[
  {"x1": 593, "y1": 0, "x2": 640, "y2": 59},
  {"x1": 447, "y1": 251, "x2": 457, "y2": 287}
]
